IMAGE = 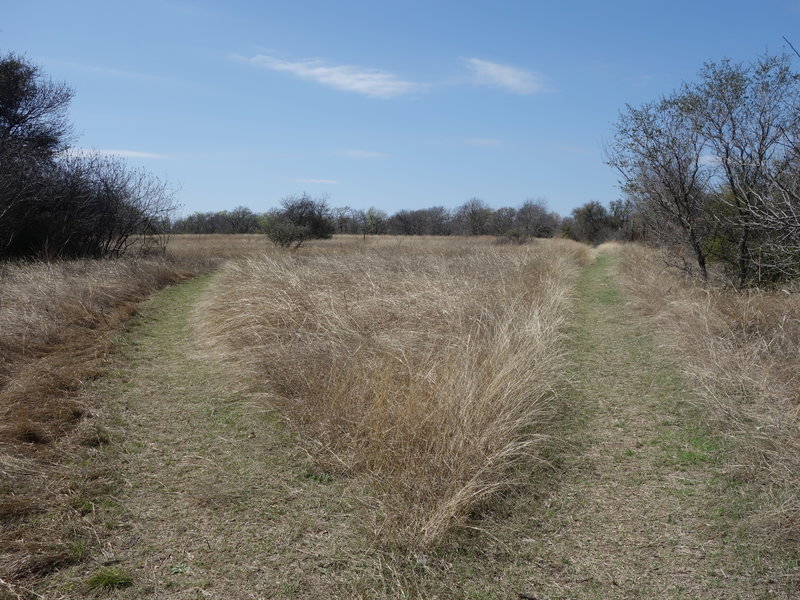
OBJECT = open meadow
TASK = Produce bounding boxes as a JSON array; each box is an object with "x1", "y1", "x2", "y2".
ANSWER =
[
  {"x1": 6, "y1": 7, "x2": 800, "y2": 597},
  {"x1": 1, "y1": 235, "x2": 798, "y2": 599}
]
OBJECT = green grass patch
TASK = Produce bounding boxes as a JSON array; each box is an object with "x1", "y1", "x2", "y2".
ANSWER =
[{"x1": 86, "y1": 567, "x2": 133, "y2": 590}]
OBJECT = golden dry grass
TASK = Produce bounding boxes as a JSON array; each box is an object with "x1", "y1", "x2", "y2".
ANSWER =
[
  {"x1": 196, "y1": 236, "x2": 590, "y2": 545},
  {"x1": 618, "y1": 243, "x2": 800, "y2": 552},
  {"x1": 166, "y1": 233, "x2": 273, "y2": 261}
]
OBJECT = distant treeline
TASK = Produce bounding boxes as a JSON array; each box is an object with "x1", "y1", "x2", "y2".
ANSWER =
[{"x1": 170, "y1": 195, "x2": 638, "y2": 244}]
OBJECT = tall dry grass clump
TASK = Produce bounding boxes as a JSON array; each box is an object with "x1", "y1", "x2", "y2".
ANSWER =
[
  {"x1": 1, "y1": 259, "x2": 182, "y2": 386},
  {"x1": 197, "y1": 237, "x2": 589, "y2": 544},
  {"x1": 618, "y1": 244, "x2": 800, "y2": 551}
]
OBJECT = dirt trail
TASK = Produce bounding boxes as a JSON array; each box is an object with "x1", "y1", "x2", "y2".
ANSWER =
[
  {"x1": 516, "y1": 245, "x2": 785, "y2": 599},
  {"x1": 39, "y1": 247, "x2": 790, "y2": 599}
]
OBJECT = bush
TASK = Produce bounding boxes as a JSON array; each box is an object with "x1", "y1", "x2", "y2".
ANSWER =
[
  {"x1": 494, "y1": 228, "x2": 531, "y2": 245},
  {"x1": 263, "y1": 193, "x2": 335, "y2": 248},
  {"x1": 264, "y1": 219, "x2": 310, "y2": 248}
]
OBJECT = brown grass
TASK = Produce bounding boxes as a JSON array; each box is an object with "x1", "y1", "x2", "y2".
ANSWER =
[
  {"x1": 196, "y1": 236, "x2": 590, "y2": 545},
  {"x1": 166, "y1": 233, "x2": 274, "y2": 261},
  {"x1": 618, "y1": 243, "x2": 800, "y2": 552},
  {"x1": 0, "y1": 257, "x2": 196, "y2": 589}
]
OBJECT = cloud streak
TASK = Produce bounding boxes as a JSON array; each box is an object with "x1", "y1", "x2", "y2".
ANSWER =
[
  {"x1": 557, "y1": 145, "x2": 591, "y2": 155},
  {"x1": 466, "y1": 58, "x2": 549, "y2": 94},
  {"x1": 337, "y1": 149, "x2": 386, "y2": 158},
  {"x1": 56, "y1": 61, "x2": 189, "y2": 88},
  {"x1": 246, "y1": 54, "x2": 420, "y2": 98},
  {"x1": 68, "y1": 148, "x2": 170, "y2": 159},
  {"x1": 466, "y1": 138, "x2": 502, "y2": 147},
  {"x1": 97, "y1": 149, "x2": 170, "y2": 159}
]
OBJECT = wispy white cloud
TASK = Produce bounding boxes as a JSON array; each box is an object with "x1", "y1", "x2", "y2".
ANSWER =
[
  {"x1": 295, "y1": 178, "x2": 340, "y2": 184},
  {"x1": 465, "y1": 58, "x2": 549, "y2": 94},
  {"x1": 69, "y1": 148, "x2": 170, "y2": 159},
  {"x1": 98, "y1": 149, "x2": 170, "y2": 159},
  {"x1": 244, "y1": 54, "x2": 420, "y2": 99},
  {"x1": 466, "y1": 138, "x2": 502, "y2": 147},
  {"x1": 337, "y1": 149, "x2": 386, "y2": 158}
]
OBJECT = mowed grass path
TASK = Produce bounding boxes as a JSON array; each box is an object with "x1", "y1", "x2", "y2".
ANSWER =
[
  {"x1": 47, "y1": 274, "x2": 376, "y2": 599},
  {"x1": 43, "y1": 247, "x2": 790, "y2": 599},
  {"x1": 516, "y1": 245, "x2": 784, "y2": 599}
]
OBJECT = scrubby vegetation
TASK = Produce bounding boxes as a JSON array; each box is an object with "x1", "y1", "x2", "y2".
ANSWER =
[
  {"x1": 0, "y1": 53, "x2": 175, "y2": 259},
  {"x1": 262, "y1": 193, "x2": 335, "y2": 247}
]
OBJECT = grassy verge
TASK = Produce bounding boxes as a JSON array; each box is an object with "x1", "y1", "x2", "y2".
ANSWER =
[
  {"x1": 0, "y1": 236, "x2": 275, "y2": 593},
  {"x1": 507, "y1": 246, "x2": 790, "y2": 599},
  {"x1": 0, "y1": 257, "x2": 192, "y2": 589},
  {"x1": 618, "y1": 243, "x2": 800, "y2": 565}
]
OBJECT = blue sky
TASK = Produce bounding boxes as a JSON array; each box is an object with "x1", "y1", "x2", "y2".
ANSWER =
[{"x1": 3, "y1": 1, "x2": 799, "y2": 216}]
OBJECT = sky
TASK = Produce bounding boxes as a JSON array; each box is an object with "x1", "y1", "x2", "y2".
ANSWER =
[{"x1": 3, "y1": 1, "x2": 800, "y2": 217}]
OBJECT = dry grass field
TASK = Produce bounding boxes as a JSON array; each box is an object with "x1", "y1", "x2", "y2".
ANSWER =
[
  {"x1": 4, "y1": 234, "x2": 798, "y2": 598},
  {"x1": 0, "y1": 236, "x2": 272, "y2": 589},
  {"x1": 195, "y1": 236, "x2": 591, "y2": 544},
  {"x1": 0, "y1": 235, "x2": 279, "y2": 591},
  {"x1": 166, "y1": 233, "x2": 274, "y2": 262},
  {"x1": 618, "y1": 243, "x2": 800, "y2": 552},
  {"x1": 0, "y1": 235, "x2": 586, "y2": 592}
]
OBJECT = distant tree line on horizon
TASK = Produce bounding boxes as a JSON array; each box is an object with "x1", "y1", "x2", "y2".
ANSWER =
[
  {"x1": 169, "y1": 194, "x2": 638, "y2": 245},
  {"x1": 9, "y1": 47, "x2": 798, "y2": 286}
]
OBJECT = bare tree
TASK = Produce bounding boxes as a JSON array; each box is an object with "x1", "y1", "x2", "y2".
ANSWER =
[
  {"x1": 608, "y1": 95, "x2": 714, "y2": 279},
  {"x1": 32, "y1": 152, "x2": 177, "y2": 258},
  {"x1": 493, "y1": 206, "x2": 516, "y2": 235},
  {"x1": 363, "y1": 207, "x2": 389, "y2": 235},
  {"x1": 0, "y1": 54, "x2": 178, "y2": 259},
  {"x1": 0, "y1": 52, "x2": 73, "y2": 159},
  {"x1": 685, "y1": 54, "x2": 800, "y2": 283},
  {"x1": 455, "y1": 198, "x2": 493, "y2": 235},
  {"x1": 426, "y1": 206, "x2": 452, "y2": 235},
  {"x1": 226, "y1": 205, "x2": 259, "y2": 233},
  {"x1": 332, "y1": 205, "x2": 356, "y2": 233},
  {"x1": 514, "y1": 198, "x2": 560, "y2": 238},
  {"x1": 1, "y1": 53, "x2": 74, "y2": 255},
  {"x1": 569, "y1": 201, "x2": 612, "y2": 246},
  {"x1": 264, "y1": 193, "x2": 335, "y2": 247}
]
